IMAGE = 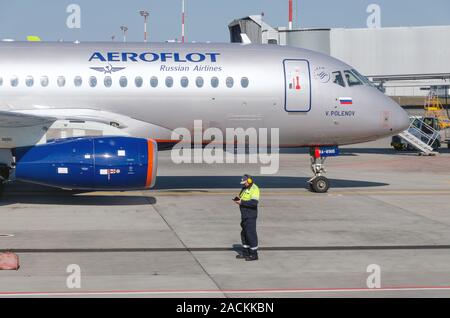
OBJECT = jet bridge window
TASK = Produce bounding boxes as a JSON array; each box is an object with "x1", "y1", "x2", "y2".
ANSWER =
[
  {"x1": 104, "y1": 76, "x2": 112, "y2": 87},
  {"x1": 40, "y1": 76, "x2": 49, "y2": 87},
  {"x1": 332, "y1": 71, "x2": 345, "y2": 87},
  {"x1": 25, "y1": 76, "x2": 34, "y2": 87},
  {"x1": 74, "y1": 76, "x2": 82, "y2": 87},
  {"x1": 57, "y1": 76, "x2": 66, "y2": 87},
  {"x1": 344, "y1": 70, "x2": 363, "y2": 87},
  {"x1": 10, "y1": 76, "x2": 19, "y2": 87}
]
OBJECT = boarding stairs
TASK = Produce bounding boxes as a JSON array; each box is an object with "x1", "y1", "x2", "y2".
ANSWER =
[{"x1": 398, "y1": 117, "x2": 439, "y2": 155}]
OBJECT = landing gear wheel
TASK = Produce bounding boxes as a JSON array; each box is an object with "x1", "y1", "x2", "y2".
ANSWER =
[
  {"x1": 310, "y1": 176, "x2": 330, "y2": 193},
  {"x1": 308, "y1": 147, "x2": 332, "y2": 193}
]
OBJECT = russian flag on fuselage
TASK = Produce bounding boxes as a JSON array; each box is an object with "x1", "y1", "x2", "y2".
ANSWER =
[{"x1": 339, "y1": 97, "x2": 353, "y2": 105}]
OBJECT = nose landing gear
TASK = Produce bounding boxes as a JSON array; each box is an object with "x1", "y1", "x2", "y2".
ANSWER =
[{"x1": 308, "y1": 147, "x2": 331, "y2": 193}]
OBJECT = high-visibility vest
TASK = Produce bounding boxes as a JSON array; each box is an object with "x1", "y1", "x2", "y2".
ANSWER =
[{"x1": 239, "y1": 184, "x2": 260, "y2": 202}]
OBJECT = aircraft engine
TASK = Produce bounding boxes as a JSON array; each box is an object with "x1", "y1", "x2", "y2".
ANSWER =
[{"x1": 13, "y1": 136, "x2": 158, "y2": 190}]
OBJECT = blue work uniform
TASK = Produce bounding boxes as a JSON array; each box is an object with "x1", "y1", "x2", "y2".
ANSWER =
[{"x1": 239, "y1": 183, "x2": 260, "y2": 255}]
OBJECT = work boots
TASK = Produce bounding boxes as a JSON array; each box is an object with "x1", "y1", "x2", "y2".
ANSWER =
[
  {"x1": 245, "y1": 251, "x2": 258, "y2": 261},
  {"x1": 236, "y1": 248, "x2": 250, "y2": 259}
]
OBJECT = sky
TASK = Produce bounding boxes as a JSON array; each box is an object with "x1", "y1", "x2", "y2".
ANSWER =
[{"x1": 0, "y1": 0, "x2": 449, "y2": 42}]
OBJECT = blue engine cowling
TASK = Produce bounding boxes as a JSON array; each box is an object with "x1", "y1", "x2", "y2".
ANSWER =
[{"x1": 13, "y1": 136, "x2": 158, "y2": 190}]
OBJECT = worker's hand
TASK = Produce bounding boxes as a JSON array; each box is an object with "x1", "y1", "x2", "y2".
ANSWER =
[{"x1": 234, "y1": 199, "x2": 241, "y2": 205}]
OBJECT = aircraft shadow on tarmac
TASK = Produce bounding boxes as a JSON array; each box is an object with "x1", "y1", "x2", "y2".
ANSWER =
[
  {"x1": 0, "y1": 183, "x2": 157, "y2": 206},
  {"x1": 0, "y1": 194, "x2": 157, "y2": 206},
  {"x1": 340, "y1": 148, "x2": 425, "y2": 155},
  {"x1": 154, "y1": 175, "x2": 389, "y2": 190},
  {"x1": 0, "y1": 175, "x2": 388, "y2": 206},
  {"x1": 342, "y1": 147, "x2": 450, "y2": 155}
]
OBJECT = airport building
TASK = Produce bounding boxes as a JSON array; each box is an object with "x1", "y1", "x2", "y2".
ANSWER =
[{"x1": 229, "y1": 16, "x2": 450, "y2": 107}]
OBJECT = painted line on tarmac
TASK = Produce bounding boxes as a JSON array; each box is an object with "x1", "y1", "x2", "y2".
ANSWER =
[
  {"x1": 2, "y1": 286, "x2": 450, "y2": 296},
  {"x1": 149, "y1": 190, "x2": 450, "y2": 196},
  {"x1": 4, "y1": 189, "x2": 450, "y2": 197},
  {"x1": 3, "y1": 245, "x2": 450, "y2": 253}
]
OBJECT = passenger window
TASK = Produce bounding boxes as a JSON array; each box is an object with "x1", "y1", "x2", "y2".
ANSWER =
[
  {"x1": 25, "y1": 76, "x2": 34, "y2": 87},
  {"x1": 241, "y1": 77, "x2": 249, "y2": 88},
  {"x1": 344, "y1": 70, "x2": 363, "y2": 87},
  {"x1": 180, "y1": 76, "x2": 189, "y2": 88},
  {"x1": 150, "y1": 76, "x2": 158, "y2": 88},
  {"x1": 89, "y1": 76, "x2": 97, "y2": 87},
  {"x1": 196, "y1": 77, "x2": 204, "y2": 88},
  {"x1": 57, "y1": 76, "x2": 66, "y2": 87},
  {"x1": 332, "y1": 71, "x2": 345, "y2": 87},
  {"x1": 10, "y1": 76, "x2": 19, "y2": 87},
  {"x1": 135, "y1": 76, "x2": 143, "y2": 88},
  {"x1": 226, "y1": 77, "x2": 234, "y2": 88},
  {"x1": 74, "y1": 76, "x2": 82, "y2": 87},
  {"x1": 119, "y1": 76, "x2": 128, "y2": 87},
  {"x1": 165, "y1": 76, "x2": 173, "y2": 88},
  {"x1": 41, "y1": 76, "x2": 49, "y2": 87},
  {"x1": 211, "y1": 77, "x2": 219, "y2": 88},
  {"x1": 104, "y1": 76, "x2": 112, "y2": 87}
]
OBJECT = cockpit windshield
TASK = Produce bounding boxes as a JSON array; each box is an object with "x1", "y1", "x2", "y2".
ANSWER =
[
  {"x1": 332, "y1": 71, "x2": 345, "y2": 87},
  {"x1": 344, "y1": 70, "x2": 363, "y2": 87},
  {"x1": 332, "y1": 69, "x2": 376, "y2": 88},
  {"x1": 351, "y1": 69, "x2": 376, "y2": 87}
]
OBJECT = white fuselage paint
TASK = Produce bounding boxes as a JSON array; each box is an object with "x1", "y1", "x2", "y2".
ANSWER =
[{"x1": 0, "y1": 42, "x2": 410, "y2": 148}]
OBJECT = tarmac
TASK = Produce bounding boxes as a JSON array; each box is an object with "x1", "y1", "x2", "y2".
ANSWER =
[{"x1": 1, "y1": 138, "x2": 450, "y2": 298}]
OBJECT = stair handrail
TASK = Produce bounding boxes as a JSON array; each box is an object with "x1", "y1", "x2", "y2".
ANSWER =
[{"x1": 408, "y1": 118, "x2": 439, "y2": 148}]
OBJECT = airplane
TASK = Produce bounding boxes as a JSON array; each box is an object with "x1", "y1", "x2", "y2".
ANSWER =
[{"x1": 0, "y1": 41, "x2": 410, "y2": 195}]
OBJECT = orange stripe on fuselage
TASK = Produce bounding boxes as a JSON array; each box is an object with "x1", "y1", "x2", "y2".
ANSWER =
[{"x1": 145, "y1": 140, "x2": 154, "y2": 188}]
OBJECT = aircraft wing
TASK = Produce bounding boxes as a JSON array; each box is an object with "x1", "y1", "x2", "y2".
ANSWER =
[
  {"x1": 0, "y1": 108, "x2": 177, "y2": 149},
  {"x1": 0, "y1": 110, "x2": 56, "y2": 128}
]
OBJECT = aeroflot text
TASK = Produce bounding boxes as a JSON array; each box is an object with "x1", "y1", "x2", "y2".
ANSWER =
[{"x1": 89, "y1": 52, "x2": 220, "y2": 63}]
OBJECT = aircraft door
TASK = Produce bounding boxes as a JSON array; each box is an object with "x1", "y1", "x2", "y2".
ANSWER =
[{"x1": 283, "y1": 59, "x2": 312, "y2": 112}]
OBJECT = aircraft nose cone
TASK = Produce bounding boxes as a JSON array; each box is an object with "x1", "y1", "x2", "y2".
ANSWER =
[{"x1": 392, "y1": 105, "x2": 410, "y2": 134}]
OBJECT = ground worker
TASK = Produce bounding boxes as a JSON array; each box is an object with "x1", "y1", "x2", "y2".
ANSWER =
[{"x1": 233, "y1": 174, "x2": 260, "y2": 261}]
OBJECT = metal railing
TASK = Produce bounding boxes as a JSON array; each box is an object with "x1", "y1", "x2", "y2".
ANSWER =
[{"x1": 408, "y1": 117, "x2": 440, "y2": 148}]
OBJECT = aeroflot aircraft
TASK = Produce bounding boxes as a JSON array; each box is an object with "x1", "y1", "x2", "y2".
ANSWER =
[{"x1": 0, "y1": 42, "x2": 410, "y2": 194}]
